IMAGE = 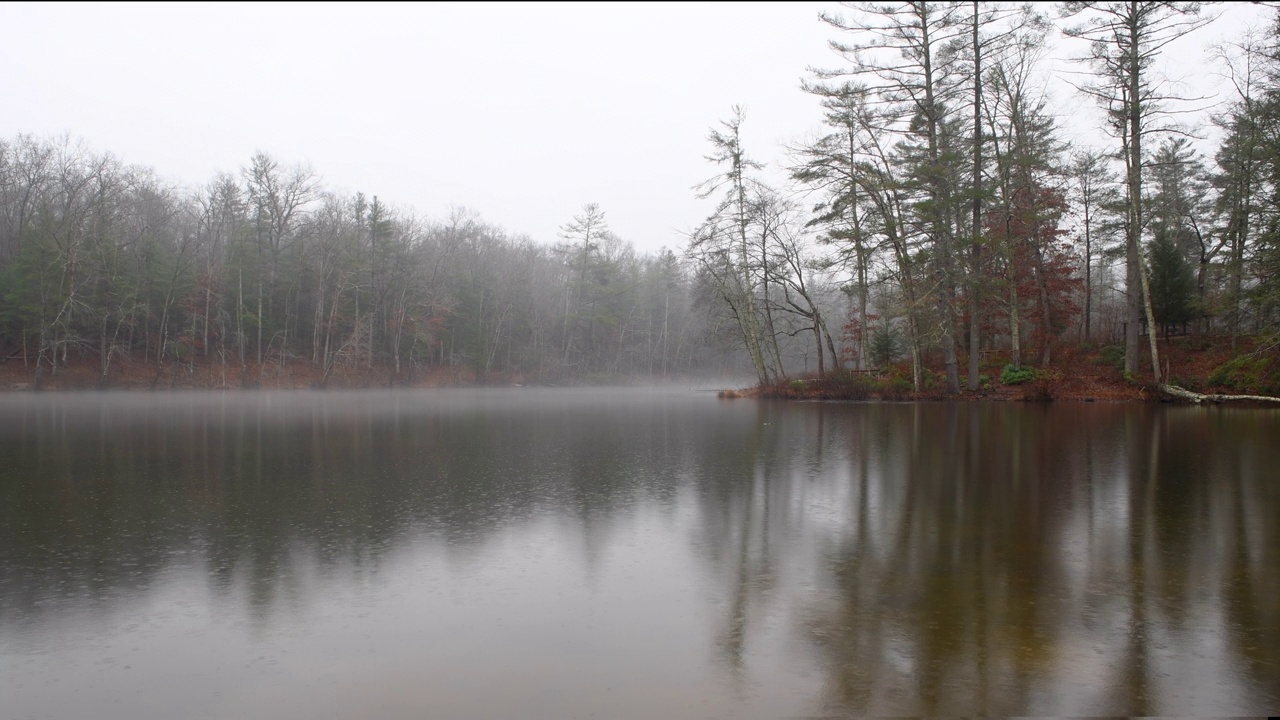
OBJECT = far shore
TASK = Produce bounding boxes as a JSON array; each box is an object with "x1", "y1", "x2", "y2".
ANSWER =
[
  {"x1": 0, "y1": 356, "x2": 732, "y2": 393},
  {"x1": 3, "y1": 337, "x2": 1277, "y2": 406}
]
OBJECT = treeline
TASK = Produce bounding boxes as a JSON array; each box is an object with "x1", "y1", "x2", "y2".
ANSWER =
[
  {"x1": 0, "y1": 139, "x2": 755, "y2": 386},
  {"x1": 8, "y1": 3, "x2": 1280, "y2": 394},
  {"x1": 689, "y1": 2, "x2": 1280, "y2": 391}
]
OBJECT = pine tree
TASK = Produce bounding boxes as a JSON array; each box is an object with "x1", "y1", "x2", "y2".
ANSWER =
[{"x1": 1148, "y1": 229, "x2": 1198, "y2": 337}]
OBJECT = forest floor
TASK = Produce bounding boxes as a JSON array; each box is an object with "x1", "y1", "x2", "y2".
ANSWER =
[{"x1": 729, "y1": 335, "x2": 1280, "y2": 403}]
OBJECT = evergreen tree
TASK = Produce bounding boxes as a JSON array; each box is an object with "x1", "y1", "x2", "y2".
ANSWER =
[
  {"x1": 1061, "y1": 1, "x2": 1212, "y2": 382},
  {"x1": 1147, "y1": 229, "x2": 1198, "y2": 336}
]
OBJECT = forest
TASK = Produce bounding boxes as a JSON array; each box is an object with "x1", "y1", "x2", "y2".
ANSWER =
[
  {"x1": 3, "y1": 2, "x2": 1279, "y2": 394},
  {"x1": 0, "y1": 145, "x2": 738, "y2": 388}
]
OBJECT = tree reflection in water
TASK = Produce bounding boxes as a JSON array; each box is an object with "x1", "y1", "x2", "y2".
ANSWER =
[
  {"x1": 694, "y1": 401, "x2": 1279, "y2": 715},
  {"x1": 0, "y1": 392, "x2": 1275, "y2": 716}
]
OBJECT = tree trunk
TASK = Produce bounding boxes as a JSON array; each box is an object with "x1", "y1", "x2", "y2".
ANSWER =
[
  {"x1": 812, "y1": 322, "x2": 825, "y2": 377},
  {"x1": 237, "y1": 270, "x2": 245, "y2": 367},
  {"x1": 1034, "y1": 246, "x2": 1053, "y2": 366},
  {"x1": 1123, "y1": 3, "x2": 1143, "y2": 377},
  {"x1": 1083, "y1": 199, "x2": 1092, "y2": 341},
  {"x1": 819, "y1": 310, "x2": 842, "y2": 372},
  {"x1": 203, "y1": 281, "x2": 211, "y2": 358},
  {"x1": 256, "y1": 277, "x2": 263, "y2": 367},
  {"x1": 1138, "y1": 246, "x2": 1161, "y2": 383},
  {"x1": 1010, "y1": 282, "x2": 1021, "y2": 369},
  {"x1": 1160, "y1": 384, "x2": 1280, "y2": 404},
  {"x1": 921, "y1": 13, "x2": 961, "y2": 395},
  {"x1": 968, "y1": 0, "x2": 983, "y2": 391}
]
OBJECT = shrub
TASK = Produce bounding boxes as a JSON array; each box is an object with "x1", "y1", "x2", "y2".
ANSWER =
[
  {"x1": 1098, "y1": 345, "x2": 1125, "y2": 371},
  {"x1": 1184, "y1": 337, "x2": 1212, "y2": 351},
  {"x1": 1208, "y1": 355, "x2": 1280, "y2": 395},
  {"x1": 1000, "y1": 364, "x2": 1037, "y2": 385},
  {"x1": 822, "y1": 370, "x2": 875, "y2": 399},
  {"x1": 922, "y1": 368, "x2": 940, "y2": 389},
  {"x1": 1022, "y1": 379, "x2": 1056, "y2": 401}
]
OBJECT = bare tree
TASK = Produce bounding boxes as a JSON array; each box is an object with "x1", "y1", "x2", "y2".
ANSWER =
[
  {"x1": 243, "y1": 151, "x2": 318, "y2": 367},
  {"x1": 689, "y1": 107, "x2": 780, "y2": 385}
]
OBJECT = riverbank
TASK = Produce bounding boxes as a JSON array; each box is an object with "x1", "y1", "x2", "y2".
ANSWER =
[
  {"x1": 4, "y1": 337, "x2": 1276, "y2": 402},
  {"x1": 720, "y1": 337, "x2": 1280, "y2": 403}
]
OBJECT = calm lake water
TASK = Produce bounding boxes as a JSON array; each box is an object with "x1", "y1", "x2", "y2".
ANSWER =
[{"x1": 0, "y1": 389, "x2": 1276, "y2": 718}]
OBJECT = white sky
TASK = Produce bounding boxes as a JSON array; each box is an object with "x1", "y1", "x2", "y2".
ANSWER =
[{"x1": 1, "y1": 2, "x2": 1271, "y2": 255}]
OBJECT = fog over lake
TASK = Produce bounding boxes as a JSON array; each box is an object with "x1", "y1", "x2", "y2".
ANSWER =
[{"x1": 1, "y1": 389, "x2": 1276, "y2": 717}]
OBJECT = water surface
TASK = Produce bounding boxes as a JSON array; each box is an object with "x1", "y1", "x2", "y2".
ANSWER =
[{"x1": 1, "y1": 389, "x2": 1276, "y2": 717}]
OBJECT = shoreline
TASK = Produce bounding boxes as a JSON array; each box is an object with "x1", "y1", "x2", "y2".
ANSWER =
[
  {"x1": 0, "y1": 356, "x2": 722, "y2": 393},
  {"x1": 4, "y1": 339, "x2": 1277, "y2": 406}
]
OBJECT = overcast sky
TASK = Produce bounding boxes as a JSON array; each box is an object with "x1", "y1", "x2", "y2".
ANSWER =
[{"x1": 1, "y1": 2, "x2": 1271, "y2": 254}]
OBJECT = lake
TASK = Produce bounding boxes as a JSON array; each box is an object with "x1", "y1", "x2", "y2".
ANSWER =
[{"x1": 1, "y1": 389, "x2": 1276, "y2": 718}]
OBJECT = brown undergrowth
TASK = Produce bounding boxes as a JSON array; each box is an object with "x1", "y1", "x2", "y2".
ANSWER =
[{"x1": 721, "y1": 336, "x2": 1280, "y2": 403}]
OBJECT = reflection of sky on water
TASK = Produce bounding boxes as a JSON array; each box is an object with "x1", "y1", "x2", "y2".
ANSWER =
[{"x1": 1, "y1": 392, "x2": 1276, "y2": 717}]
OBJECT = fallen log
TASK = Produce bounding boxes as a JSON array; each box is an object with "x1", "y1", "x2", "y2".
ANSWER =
[{"x1": 1159, "y1": 384, "x2": 1280, "y2": 404}]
